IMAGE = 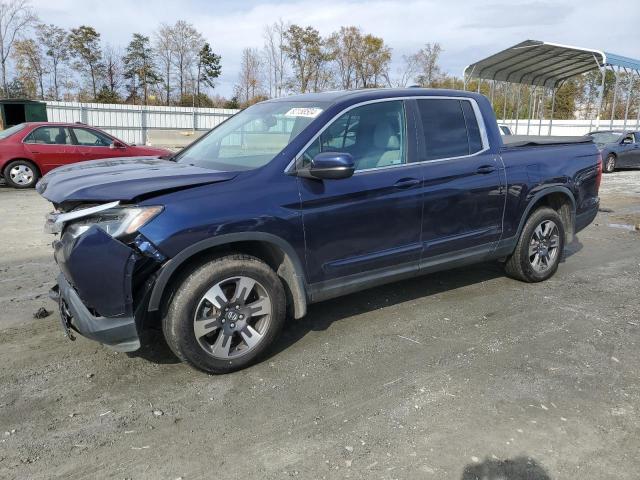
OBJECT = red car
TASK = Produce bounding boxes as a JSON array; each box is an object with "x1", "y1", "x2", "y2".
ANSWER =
[{"x1": 0, "y1": 122, "x2": 172, "y2": 188}]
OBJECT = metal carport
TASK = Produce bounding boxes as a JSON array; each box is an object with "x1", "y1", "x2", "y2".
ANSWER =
[{"x1": 463, "y1": 40, "x2": 640, "y2": 134}]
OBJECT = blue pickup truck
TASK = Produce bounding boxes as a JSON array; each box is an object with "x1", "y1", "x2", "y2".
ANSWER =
[{"x1": 37, "y1": 88, "x2": 602, "y2": 374}]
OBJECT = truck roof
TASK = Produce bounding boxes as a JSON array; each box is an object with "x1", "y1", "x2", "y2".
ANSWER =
[{"x1": 267, "y1": 87, "x2": 483, "y2": 106}]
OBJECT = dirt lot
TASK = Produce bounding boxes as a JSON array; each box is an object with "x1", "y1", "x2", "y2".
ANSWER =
[{"x1": 0, "y1": 172, "x2": 639, "y2": 480}]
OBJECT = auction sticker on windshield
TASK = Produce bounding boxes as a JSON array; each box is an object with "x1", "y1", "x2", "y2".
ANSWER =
[{"x1": 284, "y1": 107, "x2": 323, "y2": 118}]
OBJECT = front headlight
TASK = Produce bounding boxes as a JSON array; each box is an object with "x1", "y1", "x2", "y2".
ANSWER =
[{"x1": 66, "y1": 206, "x2": 163, "y2": 239}]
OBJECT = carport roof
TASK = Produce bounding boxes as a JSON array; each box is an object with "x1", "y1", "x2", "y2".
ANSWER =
[{"x1": 464, "y1": 40, "x2": 640, "y2": 88}]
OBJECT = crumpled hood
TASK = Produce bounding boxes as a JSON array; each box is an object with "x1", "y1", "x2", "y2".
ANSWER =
[{"x1": 36, "y1": 157, "x2": 237, "y2": 204}]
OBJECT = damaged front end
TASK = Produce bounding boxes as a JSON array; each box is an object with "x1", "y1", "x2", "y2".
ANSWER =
[{"x1": 45, "y1": 202, "x2": 166, "y2": 352}]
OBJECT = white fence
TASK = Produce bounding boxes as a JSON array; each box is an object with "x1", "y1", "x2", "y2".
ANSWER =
[
  {"x1": 500, "y1": 118, "x2": 640, "y2": 136},
  {"x1": 45, "y1": 101, "x2": 239, "y2": 147},
  {"x1": 45, "y1": 101, "x2": 640, "y2": 148}
]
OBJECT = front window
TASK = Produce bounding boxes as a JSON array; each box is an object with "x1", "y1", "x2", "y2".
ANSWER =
[
  {"x1": 588, "y1": 131, "x2": 622, "y2": 145},
  {"x1": 0, "y1": 123, "x2": 27, "y2": 139},
  {"x1": 301, "y1": 100, "x2": 407, "y2": 171},
  {"x1": 174, "y1": 101, "x2": 328, "y2": 171},
  {"x1": 72, "y1": 128, "x2": 113, "y2": 146}
]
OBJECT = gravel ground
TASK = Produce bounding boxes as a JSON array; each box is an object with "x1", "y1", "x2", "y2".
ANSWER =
[{"x1": 0, "y1": 172, "x2": 639, "y2": 480}]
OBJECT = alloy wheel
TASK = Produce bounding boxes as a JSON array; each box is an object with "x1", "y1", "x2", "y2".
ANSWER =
[
  {"x1": 606, "y1": 156, "x2": 615, "y2": 172},
  {"x1": 528, "y1": 219, "x2": 560, "y2": 273},
  {"x1": 193, "y1": 276, "x2": 272, "y2": 359}
]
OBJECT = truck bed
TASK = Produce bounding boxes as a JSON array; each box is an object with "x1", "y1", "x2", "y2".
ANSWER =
[{"x1": 502, "y1": 135, "x2": 593, "y2": 148}]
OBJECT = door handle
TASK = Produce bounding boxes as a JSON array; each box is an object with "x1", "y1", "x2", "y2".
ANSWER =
[
  {"x1": 393, "y1": 178, "x2": 420, "y2": 189},
  {"x1": 476, "y1": 165, "x2": 496, "y2": 174}
]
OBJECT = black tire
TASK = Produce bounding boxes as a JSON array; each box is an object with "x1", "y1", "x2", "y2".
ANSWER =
[
  {"x1": 504, "y1": 207, "x2": 565, "y2": 283},
  {"x1": 3, "y1": 159, "x2": 40, "y2": 188},
  {"x1": 603, "y1": 154, "x2": 616, "y2": 173},
  {"x1": 162, "y1": 254, "x2": 286, "y2": 374}
]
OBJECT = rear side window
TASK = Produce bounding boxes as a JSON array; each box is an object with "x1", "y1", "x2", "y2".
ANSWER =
[
  {"x1": 417, "y1": 99, "x2": 484, "y2": 160},
  {"x1": 24, "y1": 126, "x2": 73, "y2": 145},
  {"x1": 0, "y1": 123, "x2": 27, "y2": 139}
]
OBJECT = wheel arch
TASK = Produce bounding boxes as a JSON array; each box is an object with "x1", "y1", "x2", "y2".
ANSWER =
[
  {"x1": 148, "y1": 233, "x2": 308, "y2": 319},
  {"x1": 517, "y1": 187, "x2": 576, "y2": 243}
]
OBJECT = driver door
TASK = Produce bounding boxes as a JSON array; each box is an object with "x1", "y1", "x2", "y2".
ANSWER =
[
  {"x1": 296, "y1": 100, "x2": 424, "y2": 290},
  {"x1": 618, "y1": 132, "x2": 640, "y2": 167},
  {"x1": 71, "y1": 127, "x2": 130, "y2": 162}
]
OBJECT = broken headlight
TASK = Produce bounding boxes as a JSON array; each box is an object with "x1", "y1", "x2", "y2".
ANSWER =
[{"x1": 65, "y1": 206, "x2": 163, "y2": 239}]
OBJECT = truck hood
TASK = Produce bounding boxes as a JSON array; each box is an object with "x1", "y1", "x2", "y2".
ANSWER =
[{"x1": 36, "y1": 157, "x2": 238, "y2": 204}]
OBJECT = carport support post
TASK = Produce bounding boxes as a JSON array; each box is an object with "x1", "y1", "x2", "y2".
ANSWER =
[
  {"x1": 502, "y1": 83, "x2": 508, "y2": 122},
  {"x1": 490, "y1": 80, "x2": 495, "y2": 106},
  {"x1": 526, "y1": 86, "x2": 534, "y2": 135},
  {"x1": 636, "y1": 73, "x2": 640, "y2": 130},
  {"x1": 548, "y1": 87, "x2": 556, "y2": 135},
  {"x1": 610, "y1": 66, "x2": 621, "y2": 129},
  {"x1": 538, "y1": 87, "x2": 546, "y2": 136},
  {"x1": 622, "y1": 68, "x2": 632, "y2": 130},
  {"x1": 594, "y1": 66, "x2": 606, "y2": 131},
  {"x1": 514, "y1": 85, "x2": 522, "y2": 133}
]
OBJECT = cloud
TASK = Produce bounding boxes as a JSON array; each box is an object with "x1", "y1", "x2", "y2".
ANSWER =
[
  {"x1": 28, "y1": 0, "x2": 640, "y2": 97},
  {"x1": 461, "y1": 2, "x2": 574, "y2": 28}
]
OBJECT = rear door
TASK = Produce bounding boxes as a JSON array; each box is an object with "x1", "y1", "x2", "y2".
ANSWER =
[
  {"x1": 297, "y1": 99, "x2": 424, "y2": 287},
  {"x1": 414, "y1": 97, "x2": 505, "y2": 260},
  {"x1": 23, "y1": 126, "x2": 79, "y2": 169},
  {"x1": 71, "y1": 127, "x2": 130, "y2": 161}
]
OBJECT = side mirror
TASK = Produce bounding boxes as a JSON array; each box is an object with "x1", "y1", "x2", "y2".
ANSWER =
[
  {"x1": 110, "y1": 140, "x2": 126, "y2": 149},
  {"x1": 303, "y1": 152, "x2": 355, "y2": 180}
]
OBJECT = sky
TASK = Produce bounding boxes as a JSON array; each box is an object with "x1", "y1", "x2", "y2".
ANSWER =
[{"x1": 30, "y1": 0, "x2": 640, "y2": 97}]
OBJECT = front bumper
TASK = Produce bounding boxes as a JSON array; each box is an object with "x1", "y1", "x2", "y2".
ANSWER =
[
  {"x1": 47, "y1": 225, "x2": 162, "y2": 352},
  {"x1": 49, "y1": 274, "x2": 140, "y2": 352}
]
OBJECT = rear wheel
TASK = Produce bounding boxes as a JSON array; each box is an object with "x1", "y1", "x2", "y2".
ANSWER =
[
  {"x1": 603, "y1": 154, "x2": 616, "y2": 173},
  {"x1": 3, "y1": 160, "x2": 39, "y2": 188},
  {"x1": 162, "y1": 254, "x2": 286, "y2": 374},
  {"x1": 505, "y1": 207, "x2": 565, "y2": 282}
]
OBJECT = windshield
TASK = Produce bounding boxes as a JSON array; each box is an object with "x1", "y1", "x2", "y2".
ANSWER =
[
  {"x1": 589, "y1": 131, "x2": 622, "y2": 145},
  {"x1": 175, "y1": 101, "x2": 328, "y2": 171},
  {"x1": 0, "y1": 123, "x2": 27, "y2": 140}
]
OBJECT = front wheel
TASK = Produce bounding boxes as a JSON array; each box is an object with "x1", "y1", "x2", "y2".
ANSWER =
[
  {"x1": 603, "y1": 154, "x2": 616, "y2": 173},
  {"x1": 504, "y1": 207, "x2": 565, "y2": 282},
  {"x1": 3, "y1": 160, "x2": 39, "y2": 188},
  {"x1": 162, "y1": 254, "x2": 286, "y2": 374}
]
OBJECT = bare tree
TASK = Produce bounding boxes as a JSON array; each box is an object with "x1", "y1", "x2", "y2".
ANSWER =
[
  {"x1": 154, "y1": 23, "x2": 174, "y2": 104},
  {"x1": 395, "y1": 52, "x2": 420, "y2": 87},
  {"x1": 235, "y1": 47, "x2": 264, "y2": 105},
  {"x1": 0, "y1": 0, "x2": 37, "y2": 96},
  {"x1": 263, "y1": 19, "x2": 288, "y2": 97},
  {"x1": 410, "y1": 42, "x2": 443, "y2": 87},
  {"x1": 103, "y1": 44, "x2": 123, "y2": 96},
  {"x1": 12, "y1": 37, "x2": 46, "y2": 98},
  {"x1": 170, "y1": 20, "x2": 203, "y2": 100},
  {"x1": 36, "y1": 24, "x2": 68, "y2": 100}
]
